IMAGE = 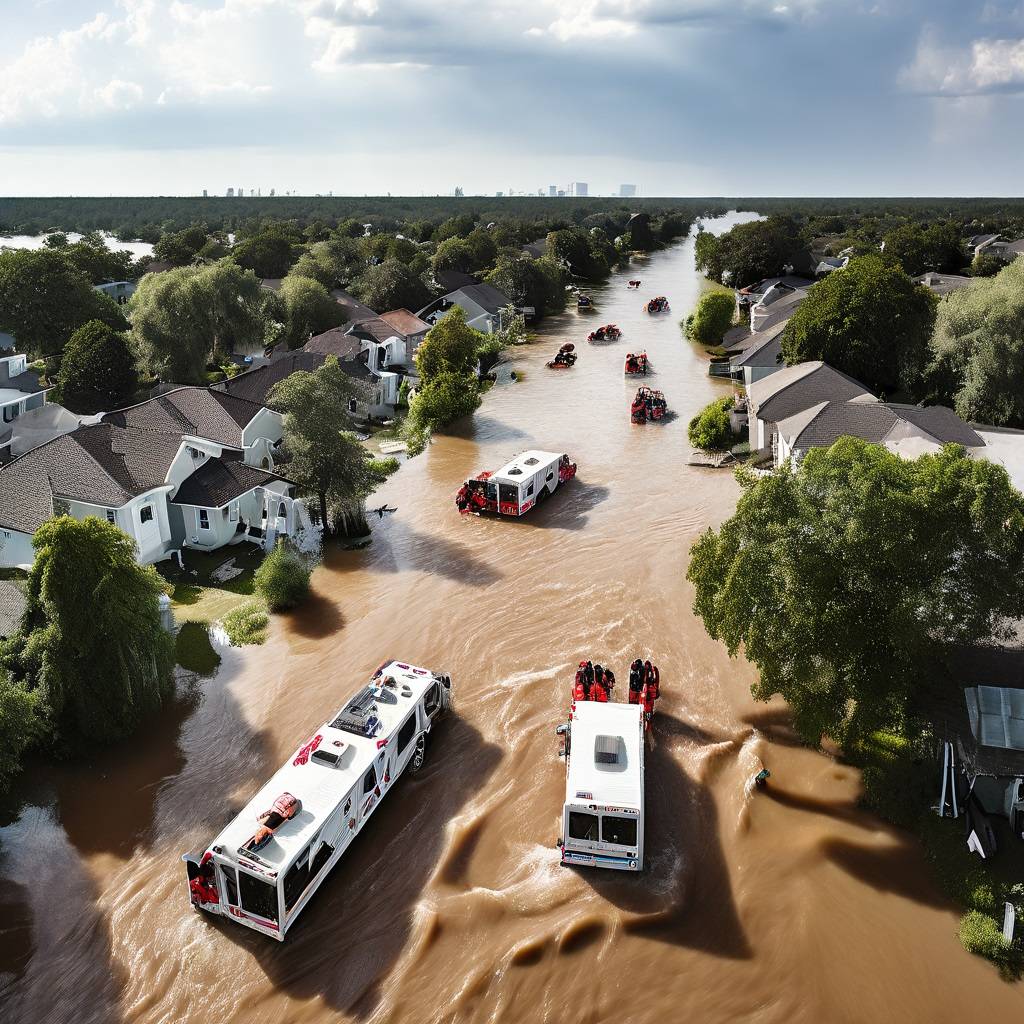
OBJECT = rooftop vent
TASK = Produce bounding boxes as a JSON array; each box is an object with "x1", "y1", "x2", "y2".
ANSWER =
[
  {"x1": 524, "y1": 457, "x2": 539, "y2": 466},
  {"x1": 331, "y1": 687, "x2": 383, "y2": 737},
  {"x1": 508, "y1": 467, "x2": 523, "y2": 475},
  {"x1": 594, "y1": 734, "x2": 624, "y2": 766},
  {"x1": 311, "y1": 749, "x2": 340, "y2": 767}
]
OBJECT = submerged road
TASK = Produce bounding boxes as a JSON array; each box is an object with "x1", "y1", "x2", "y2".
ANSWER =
[{"x1": 2, "y1": 214, "x2": 1023, "y2": 1023}]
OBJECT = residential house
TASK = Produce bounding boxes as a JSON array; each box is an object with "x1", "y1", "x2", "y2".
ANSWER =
[
  {"x1": 914, "y1": 272, "x2": 972, "y2": 297},
  {"x1": 94, "y1": 280, "x2": 136, "y2": 305},
  {"x1": 432, "y1": 269, "x2": 480, "y2": 294},
  {"x1": 735, "y1": 276, "x2": 812, "y2": 333},
  {"x1": 522, "y1": 237, "x2": 549, "y2": 259},
  {"x1": 0, "y1": 352, "x2": 52, "y2": 462},
  {"x1": 730, "y1": 320, "x2": 788, "y2": 388},
  {"x1": 774, "y1": 400, "x2": 984, "y2": 467},
  {"x1": 300, "y1": 327, "x2": 387, "y2": 417},
  {"x1": 0, "y1": 387, "x2": 311, "y2": 570},
  {"x1": 417, "y1": 283, "x2": 514, "y2": 335},
  {"x1": 815, "y1": 256, "x2": 849, "y2": 277},
  {"x1": 0, "y1": 580, "x2": 26, "y2": 639},
  {"x1": 215, "y1": 351, "x2": 328, "y2": 407},
  {"x1": 747, "y1": 360, "x2": 876, "y2": 455},
  {"x1": 972, "y1": 235, "x2": 1024, "y2": 263}
]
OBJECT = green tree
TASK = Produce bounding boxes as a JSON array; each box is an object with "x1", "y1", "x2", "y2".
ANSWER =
[
  {"x1": 152, "y1": 223, "x2": 210, "y2": 266},
  {"x1": 130, "y1": 260, "x2": 268, "y2": 383},
  {"x1": 254, "y1": 543, "x2": 311, "y2": 611},
  {"x1": 485, "y1": 254, "x2": 567, "y2": 318},
  {"x1": 279, "y1": 275, "x2": 345, "y2": 350},
  {"x1": 409, "y1": 371, "x2": 482, "y2": 436},
  {"x1": 684, "y1": 291, "x2": 735, "y2": 346},
  {"x1": 58, "y1": 320, "x2": 137, "y2": 411},
  {"x1": 0, "y1": 668, "x2": 41, "y2": 792},
  {"x1": 232, "y1": 227, "x2": 300, "y2": 279},
  {"x1": 971, "y1": 253, "x2": 1004, "y2": 278},
  {"x1": 883, "y1": 221, "x2": 963, "y2": 276},
  {"x1": 9, "y1": 516, "x2": 174, "y2": 748},
  {"x1": 695, "y1": 216, "x2": 805, "y2": 287},
  {"x1": 0, "y1": 249, "x2": 127, "y2": 358},
  {"x1": 351, "y1": 258, "x2": 431, "y2": 313},
  {"x1": 44, "y1": 231, "x2": 136, "y2": 284},
  {"x1": 928, "y1": 259, "x2": 1024, "y2": 426},
  {"x1": 432, "y1": 237, "x2": 475, "y2": 275},
  {"x1": 687, "y1": 440, "x2": 1024, "y2": 745},
  {"x1": 781, "y1": 255, "x2": 937, "y2": 394},
  {"x1": 267, "y1": 357, "x2": 397, "y2": 536},
  {"x1": 415, "y1": 306, "x2": 486, "y2": 379},
  {"x1": 687, "y1": 396, "x2": 735, "y2": 450}
]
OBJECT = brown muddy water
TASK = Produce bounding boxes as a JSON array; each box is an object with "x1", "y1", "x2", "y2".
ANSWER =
[{"x1": 3, "y1": 213, "x2": 1023, "y2": 1024}]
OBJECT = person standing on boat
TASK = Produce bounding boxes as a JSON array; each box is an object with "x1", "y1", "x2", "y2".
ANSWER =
[{"x1": 628, "y1": 660, "x2": 644, "y2": 704}]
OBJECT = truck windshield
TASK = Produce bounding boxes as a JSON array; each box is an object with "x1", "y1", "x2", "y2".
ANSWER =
[
  {"x1": 239, "y1": 870, "x2": 279, "y2": 924},
  {"x1": 568, "y1": 811, "x2": 599, "y2": 841},
  {"x1": 601, "y1": 815, "x2": 638, "y2": 847}
]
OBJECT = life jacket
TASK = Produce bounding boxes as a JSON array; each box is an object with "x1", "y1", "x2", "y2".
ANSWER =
[
  {"x1": 573, "y1": 680, "x2": 588, "y2": 702},
  {"x1": 629, "y1": 663, "x2": 644, "y2": 691},
  {"x1": 190, "y1": 875, "x2": 219, "y2": 905},
  {"x1": 593, "y1": 683, "x2": 609, "y2": 703}
]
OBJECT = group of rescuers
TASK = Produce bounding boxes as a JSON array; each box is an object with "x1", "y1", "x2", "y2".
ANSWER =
[{"x1": 573, "y1": 658, "x2": 661, "y2": 718}]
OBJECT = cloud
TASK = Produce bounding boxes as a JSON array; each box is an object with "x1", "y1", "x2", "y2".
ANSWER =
[{"x1": 901, "y1": 28, "x2": 1024, "y2": 95}]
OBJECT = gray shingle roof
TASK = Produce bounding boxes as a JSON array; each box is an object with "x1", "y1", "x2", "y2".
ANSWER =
[
  {"x1": 303, "y1": 328, "x2": 363, "y2": 360},
  {"x1": 220, "y1": 352, "x2": 326, "y2": 406},
  {"x1": 171, "y1": 459, "x2": 283, "y2": 508},
  {"x1": 777, "y1": 400, "x2": 984, "y2": 451},
  {"x1": 349, "y1": 317, "x2": 400, "y2": 344},
  {"x1": 0, "y1": 580, "x2": 27, "y2": 638},
  {"x1": 732, "y1": 319, "x2": 790, "y2": 367},
  {"x1": 102, "y1": 388, "x2": 261, "y2": 446},
  {"x1": 750, "y1": 361, "x2": 876, "y2": 423},
  {"x1": 457, "y1": 283, "x2": 512, "y2": 315},
  {"x1": 5, "y1": 369, "x2": 46, "y2": 395}
]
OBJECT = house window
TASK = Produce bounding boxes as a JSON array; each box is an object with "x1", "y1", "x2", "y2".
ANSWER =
[
  {"x1": 139, "y1": 505, "x2": 154, "y2": 524},
  {"x1": 2, "y1": 404, "x2": 19, "y2": 423},
  {"x1": 348, "y1": 398, "x2": 357, "y2": 414},
  {"x1": 106, "y1": 510, "x2": 116, "y2": 524},
  {"x1": 198, "y1": 509, "x2": 210, "y2": 530}
]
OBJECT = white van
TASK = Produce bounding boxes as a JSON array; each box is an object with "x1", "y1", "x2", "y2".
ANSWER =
[
  {"x1": 557, "y1": 701, "x2": 645, "y2": 871},
  {"x1": 182, "y1": 659, "x2": 451, "y2": 940}
]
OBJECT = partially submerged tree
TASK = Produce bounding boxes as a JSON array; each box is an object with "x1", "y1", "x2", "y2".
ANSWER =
[
  {"x1": 687, "y1": 439, "x2": 1024, "y2": 746},
  {"x1": 6, "y1": 516, "x2": 175, "y2": 748},
  {"x1": 268, "y1": 357, "x2": 398, "y2": 536},
  {"x1": 130, "y1": 260, "x2": 267, "y2": 383},
  {"x1": 688, "y1": 395, "x2": 735, "y2": 451},
  {"x1": 781, "y1": 255, "x2": 936, "y2": 395},
  {"x1": 684, "y1": 291, "x2": 735, "y2": 346},
  {"x1": 0, "y1": 668, "x2": 41, "y2": 793}
]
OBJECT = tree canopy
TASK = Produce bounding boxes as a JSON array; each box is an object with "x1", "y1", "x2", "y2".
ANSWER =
[
  {"x1": 927, "y1": 259, "x2": 1024, "y2": 427},
  {"x1": 684, "y1": 290, "x2": 736, "y2": 346},
  {"x1": 882, "y1": 221, "x2": 964, "y2": 277},
  {"x1": 0, "y1": 248, "x2": 128, "y2": 358},
  {"x1": 130, "y1": 260, "x2": 268, "y2": 383},
  {"x1": 781, "y1": 256, "x2": 937, "y2": 394},
  {"x1": 58, "y1": 319, "x2": 138, "y2": 412},
  {"x1": 485, "y1": 254, "x2": 567, "y2": 318},
  {"x1": 232, "y1": 226, "x2": 301, "y2": 279},
  {"x1": 351, "y1": 257, "x2": 432, "y2": 313},
  {"x1": 4, "y1": 516, "x2": 175, "y2": 748},
  {"x1": 268, "y1": 357, "x2": 397, "y2": 535},
  {"x1": 688, "y1": 396, "x2": 736, "y2": 450},
  {"x1": 695, "y1": 216, "x2": 806, "y2": 287},
  {"x1": 277, "y1": 275, "x2": 346, "y2": 350},
  {"x1": 687, "y1": 439, "x2": 1024, "y2": 745}
]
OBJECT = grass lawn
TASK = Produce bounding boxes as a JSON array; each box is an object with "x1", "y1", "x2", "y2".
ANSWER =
[{"x1": 157, "y1": 545, "x2": 267, "y2": 626}]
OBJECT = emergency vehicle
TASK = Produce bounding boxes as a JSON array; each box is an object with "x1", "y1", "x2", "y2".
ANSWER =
[{"x1": 455, "y1": 450, "x2": 577, "y2": 517}]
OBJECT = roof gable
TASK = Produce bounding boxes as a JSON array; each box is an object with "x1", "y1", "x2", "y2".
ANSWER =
[{"x1": 751, "y1": 361, "x2": 876, "y2": 422}]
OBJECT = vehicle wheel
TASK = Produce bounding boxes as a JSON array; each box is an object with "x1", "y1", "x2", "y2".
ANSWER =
[
  {"x1": 537, "y1": 486, "x2": 551, "y2": 504},
  {"x1": 409, "y1": 734, "x2": 427, "y2": 774}
]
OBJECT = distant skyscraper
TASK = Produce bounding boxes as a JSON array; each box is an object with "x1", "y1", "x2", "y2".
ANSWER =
[
  {"x1": 570, "y1": 182, "x2": 589, "y2": 197},
  {"x1": 619, "y1": 184, "x2": 637, "y2": 198},
  {"x1": 202, "y1": 189, "x2": 208, "y2": 197},
  {"x1": 269, "y1": 188, "x2": 275, "y2": 196},
  {"x1": 238, "y1": 186, "x2": 243, "y2": 197},
  {"x1": 226, "y1": 187, "x2": 234, "y2": 197},
  {"x1": 496, "y1": 191, "x2": 504, "y2": 197},
  {"x1": 548, "y1": 185, "x2": 557, "y2": 197}
]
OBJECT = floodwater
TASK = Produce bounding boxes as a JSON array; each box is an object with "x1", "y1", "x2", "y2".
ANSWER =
[
  {"x1": 0, "y1": 232, "x2": 154, "y2": 259},
  {"x1": 3, "y1": 213, "x2": 1023, "y2": 1023}
]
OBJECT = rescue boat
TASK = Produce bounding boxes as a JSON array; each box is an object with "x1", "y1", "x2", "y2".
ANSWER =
[
  {"x1": 455, "y1": 450, "x2": 577, "y2": 517},
  {"x1": 588, "y1": 324, "x2": 622, "y2": 343},
  {"x1": 644, "y1": 296, "x2": 670, "y2": 314},
  {"x1": 577, "y1": 293, "x2": 594, "y2": 311},
  {"x1": 548, "y1": 343, "x2": 577, "y2": 369},
  {"x1": 624, "y1": 351, "x2": 649, "y2": 376},
  {"x1": 631, "y1": 386, "x2": 668, "y2": 424}
]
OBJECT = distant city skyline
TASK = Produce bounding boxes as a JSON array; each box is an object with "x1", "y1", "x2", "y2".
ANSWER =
[{"x1": 2, "y1": 3, "x2": 1024, "y2": 196}]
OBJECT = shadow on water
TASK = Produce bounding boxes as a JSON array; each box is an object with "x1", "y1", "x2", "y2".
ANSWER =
[
  {"x1": 574, "y1": 711, "x2": 752, "y2": 961},
  {"x1": 445, "y1": 414, "x2": 532, "y2": 446},
  {"x1": 218, "y1": 713, "x2": 502, "y2": 1019},
  {"x1": 282, "y1": 587, "x2": 345, "y2": 640},
  {"x1": 505, "y1": 483, "x2": 611, "y2": 534}
]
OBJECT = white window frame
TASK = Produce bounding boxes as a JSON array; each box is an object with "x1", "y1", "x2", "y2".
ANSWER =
[{"x1": 197, "y1": 508, "x2": 210, "y2": 530}]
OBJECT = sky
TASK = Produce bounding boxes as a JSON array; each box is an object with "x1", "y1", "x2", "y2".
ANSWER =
[{"x1": 1, "y1": 0, "x2": 1024, "y2": 196}]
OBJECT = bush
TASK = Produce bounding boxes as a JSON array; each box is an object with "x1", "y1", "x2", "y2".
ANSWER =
[
  {"x1": 958, "y1": 911, "x2": 1010, "y2": 961},
  {"x1": 688, "y1": 396, "x2": 735, "y2": 451},
  {"x1": 0, "y1": 673, "x2": 41, "y2": 793},
  {"x1": 254, "y1": 544, "x2": 311, "y2": 611},
  {"x1": 222, "y1": 602, "x2": 269, "y2": 645},
  {"x1": 684, "y1": 291, "x2": 735, "y2": 346}
]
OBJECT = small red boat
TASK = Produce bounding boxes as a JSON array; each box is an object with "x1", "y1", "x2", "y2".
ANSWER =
[
  {"x1": 624, "y1": 351, "x2": 649, "y2": 376},
  {"x1": 588, "y1": 324, "x2": 622, "y2": 343},
  {"x1": 631, "y1": 386, "x2": 668, "y2": 424},
  {"x1": 644, "y1": 296, "x2": 670, "y2": 314},
  {"x1": 548, "y1": 343, "x2": 577, "y2": 369}
]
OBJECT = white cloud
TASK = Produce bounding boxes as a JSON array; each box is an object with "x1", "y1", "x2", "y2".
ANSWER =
[
  {"x1": 93, "y1": 78, "x2": 144, "y2": 109},
  {"x1": 901, "y1": 28, "x2": 1024, "y2": 94}
]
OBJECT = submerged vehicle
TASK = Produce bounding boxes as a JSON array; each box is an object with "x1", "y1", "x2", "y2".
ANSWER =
[
  {"x1": 644, "y1": 296, "x2": 670, "y2": 314},
  {"x1": 182, "y1": 660, "x2": 452, "y2": 940},
  {"x1": 456, "y1": 450, "x2": 577, "y2": 516},
  {"x1": 588, "y1": 324, "x2": 622, "y2": 343},
  {"x1": 556, "y1": 699, "x2": 645, "y2": 871},
  {"x1": 631, "y1": 387, "x2": 668, "y2": 424},
  {"x1": 624, "y1": 351, "x2": 649, "y2": 376},
  {"x1": 548, "y1": 343, "x2": 577, "y2": 369}
]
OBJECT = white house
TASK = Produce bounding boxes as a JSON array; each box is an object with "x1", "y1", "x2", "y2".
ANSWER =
[
  {"x1": 746, "y1": 361, "x2": 877, "y2": 456},
  {"x1": 417, "y1": 283, "x2": 514, "y2": 335},
  {"x1": 345, "y1": 308, "x2": 429, "y2": 414},
  {"x1": 729, "y1": 319, "x2": 789, "y2": 388},
  {"x1": 0, "y1": 352, "x2": 51, "y2": 462},
  {"x1": 0, "y1": 387, "x2": 313, "y2": 570},
  {"x1": 94, "y1": 280, "x2": 137, "y2": 305}
]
